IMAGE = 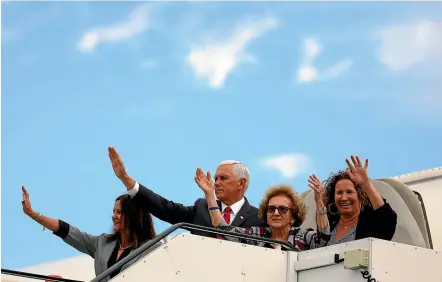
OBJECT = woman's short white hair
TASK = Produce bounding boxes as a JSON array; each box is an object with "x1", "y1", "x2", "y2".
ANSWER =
[{"x1": 218, "y1": 160, "x2": 251, "y2": 189}]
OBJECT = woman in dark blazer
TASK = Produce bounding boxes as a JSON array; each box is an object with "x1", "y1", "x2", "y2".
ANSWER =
[
  {"x1": 320, "y1": 156, "x2": 397, "y2": 245},
  {"x1": 21, "y1": 186, "x2": 159, "y2": 281}
]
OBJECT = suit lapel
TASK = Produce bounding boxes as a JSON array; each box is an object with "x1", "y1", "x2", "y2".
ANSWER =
[{"x1": 230, "y1": 198, "x2": 251, "y2": 227}]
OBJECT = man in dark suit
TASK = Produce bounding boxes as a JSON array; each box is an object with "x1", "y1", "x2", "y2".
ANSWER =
[{"x1": 108, "y1": 147, "x2": 263, "y2": 238}]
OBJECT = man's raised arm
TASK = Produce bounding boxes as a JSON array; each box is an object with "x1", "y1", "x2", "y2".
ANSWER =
[{"x1": 108, "y1": 146, "x2": 195, "y2": 224}]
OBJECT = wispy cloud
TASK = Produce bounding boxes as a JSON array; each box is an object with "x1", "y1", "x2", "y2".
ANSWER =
[
  {"x1": 296, "y1": 38, "x2": 321, "y2": 83},
  {"x1": 376, "y1": 20, "x2": 442, "y2": 71},
  {"x1": 77, "y1": 5, "x2": 150, "y2": 53},
  {"x1": 187, "y1": 15, "x2": 279, "y2": 89},
  {"x1": 260, "y1": 154, "x2": 311, "y2": 179},
  {"x1": 324, "y1": 58, "x2": 354, "y2": 79},
  {"x1": 295, "y1": 37, "x2": 353, "y2": 84}
]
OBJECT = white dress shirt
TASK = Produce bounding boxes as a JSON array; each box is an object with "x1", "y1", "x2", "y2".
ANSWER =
[{"x1": 221, "y1": 197, "x2": 245, "y2": 224}]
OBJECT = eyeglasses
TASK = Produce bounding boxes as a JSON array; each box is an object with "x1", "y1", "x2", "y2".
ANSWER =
[{"x1": 267, "y1": 205, "x2": 292, "y2": 214}]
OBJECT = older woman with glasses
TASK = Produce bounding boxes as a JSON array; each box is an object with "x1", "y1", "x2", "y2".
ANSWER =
[{"x1": 194, "y1": 169, "x2": 330, "y2": 251}]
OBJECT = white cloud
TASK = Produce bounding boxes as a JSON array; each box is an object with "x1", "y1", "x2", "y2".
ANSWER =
[
  {"x1": 303, "y1": 38, "x2": 321, "y2": 63},
  {"x1": 296, "y1": 37, "x2": 353, "y2": 84},
  {"x1": 187, "y1": 15, "x2": 279, "y2": 88},
  {"x1": 376, "y1": 20, "x2": 442, "y2": 71},
  {"x1": 77, "y1": 5, "x2": 150, "y2": 53},
  {"x1": 323, "y1": 58, "x2": 354, "y2": 79},
  {"x1": 261, "y1": 154, "x2": 310, "y2": 179},
  {"x1": 297, "y1": 66, "x2": 318, "y2": 83}
]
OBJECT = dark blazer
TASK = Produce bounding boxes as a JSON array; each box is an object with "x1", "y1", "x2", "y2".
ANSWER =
[
  {"x1": 328, "y1": 199, "x2": 398, "y2": 242},
  {"x1": 132, "y1": 183, "x2": 263, "y2": 238}
]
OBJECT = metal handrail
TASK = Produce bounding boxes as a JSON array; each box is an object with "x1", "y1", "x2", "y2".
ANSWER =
[
  {"x1": 91, "y1": 222, "x2": 296, "y2": 282},
  {"x1": 1, "y1": 268, "x2": 84, "y2": 282}
]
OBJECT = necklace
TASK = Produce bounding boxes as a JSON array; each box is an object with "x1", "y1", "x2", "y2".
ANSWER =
[
  {"x1": 119, "y1": 243, "x2": 133, "y2": 250},
  {"x1": 339, "y1": 217, "x2": 358, "y2": 229}
]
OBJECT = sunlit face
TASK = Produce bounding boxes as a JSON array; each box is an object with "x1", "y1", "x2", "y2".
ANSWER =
[
  {"x1": 214, "y1": 164, "x2": 245, "y2": 202},
  {"x1": 334, "y1": 179, "x2": 361, "y2": 216},
  {"x1": 266, "y1": 195, "x2": 294, "y2": 230},
  {"x1": 112, "y1": 200, "x2": 125, "y2": 232}
]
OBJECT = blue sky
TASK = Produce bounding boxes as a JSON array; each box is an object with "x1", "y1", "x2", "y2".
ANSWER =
[{"x1": 1, "y1": 1, "x2": 442, "y2": 269}]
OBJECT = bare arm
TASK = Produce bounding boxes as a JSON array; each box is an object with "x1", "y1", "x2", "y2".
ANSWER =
[
  {"x1": 205, "y1": 191, "x2": 224, "y2": 227},
  {"x1": 361, "y1": 180, "x2": 384, "y2": 210},
  {"x1": 22, "y1": 186, "x2": 59, "y2": 232},
  {"x1": 308, "y1": 175, "x2": 329, "y2": 231},
  {"x1": 315, "y1": 200, "x2": 329, "y2": 231},
  {"x1": 120, "y1": 174, "x2": 136, "y2": 192},
  {"x1": 27, "y1": 210, "x2": 60, "y2": 232},
  {"x1": 345, "y1": 156, "x2": 384, "y2": 210},
  {"x1": 109, "y1": 147, "x2": 195, "y2": 223},
  {"x1": 22, "y1": 186, "x2": 99, "y2": 257}
]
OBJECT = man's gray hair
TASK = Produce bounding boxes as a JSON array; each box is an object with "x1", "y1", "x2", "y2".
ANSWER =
[{"x1": 218, "y1": 160, "x2": 251, "y2": 189}]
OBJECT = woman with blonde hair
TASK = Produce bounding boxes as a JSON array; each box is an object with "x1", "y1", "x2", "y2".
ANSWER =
[{"x1": 194, "y1": 169, "x2": 330, "y2": 251}]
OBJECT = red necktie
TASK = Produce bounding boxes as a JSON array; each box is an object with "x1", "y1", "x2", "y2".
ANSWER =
[
  {"x1": 216, "y1": 206, "x2": 232, "y2": 239},
  {"x1": 223, "y1": 206, "x2": 232, "y2": 224}
]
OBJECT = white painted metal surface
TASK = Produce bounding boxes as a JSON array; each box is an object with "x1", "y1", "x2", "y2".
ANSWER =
[
  {"x1": 110, "y1": 235, "x2": 441, "y2": 282},
  {"x1": 370, "y1": 239, "x2": 442, "y2": 281},
  {"x1": 111, "y1": 233, "x2": 289, "y2": 282},
  {"x1": 4, "y1": 233, "x2": 441, "y2": 282},
  {"x1": 392, "y1": 167, "x2": 442, "y2": 250},
  {"x1": 296, "y1": 239, "x2": 372, "y2": 282},
  {"x1": 1, "y1": 255, "x2": 95, "y2": 282},
  {"x1": 297, "y1": 238, "x2": 442, "y2": 282}
]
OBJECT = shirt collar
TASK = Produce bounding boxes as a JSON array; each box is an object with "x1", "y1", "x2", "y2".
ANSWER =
[{"x1": 221, "y1": 197, "x2": 245, "y2": 215}]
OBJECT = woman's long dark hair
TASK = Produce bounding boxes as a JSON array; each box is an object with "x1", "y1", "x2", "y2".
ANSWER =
[
  {"x1": 323, "y1": 169, "x2": 370, "y2": 226},
  {"x1": 106, "y1": 194, "x2": 156, "y2": 248}
]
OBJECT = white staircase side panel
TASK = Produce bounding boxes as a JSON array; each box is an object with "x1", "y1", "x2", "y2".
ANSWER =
[
  {"x1": 397, "y1": 171, "x2": 442, "y2": 251},
  {"x1": 296, "y1": 239, "x2": 372, "y2": 282},
  {"x1": 370, "y1": 239, "x2": 442, "y2": 282},
  {"x1": 111, "y1": 233, "x2": 291, "y2": 282},
  {"x1": 296, "y1": 238, "x2": 442, "y2": 282}
]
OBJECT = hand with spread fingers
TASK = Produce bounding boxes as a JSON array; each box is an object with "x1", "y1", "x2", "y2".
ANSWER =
[
  {"x1": 345, "y1": 155, "x2": 370, "y2": 188},
  {"x1": 194, "y1": 168, "x2": 214, "y2": 195},
  {"x1": 108, "y1": 146, "x2": 127, "y2": 180},
  {"x1": 21, "y1": 186, "x2": 34, "y2": 216},
  {"x1": 307, "y1": 174, "x2": 329, "y2": 233},
  {"x1": 308, "y1": 174, "x2": 324, "y2": 203}
]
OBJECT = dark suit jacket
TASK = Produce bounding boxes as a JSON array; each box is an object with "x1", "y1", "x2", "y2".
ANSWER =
[{"x1": 132, "y1": 183, "x2": 263, "y2": 238}]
